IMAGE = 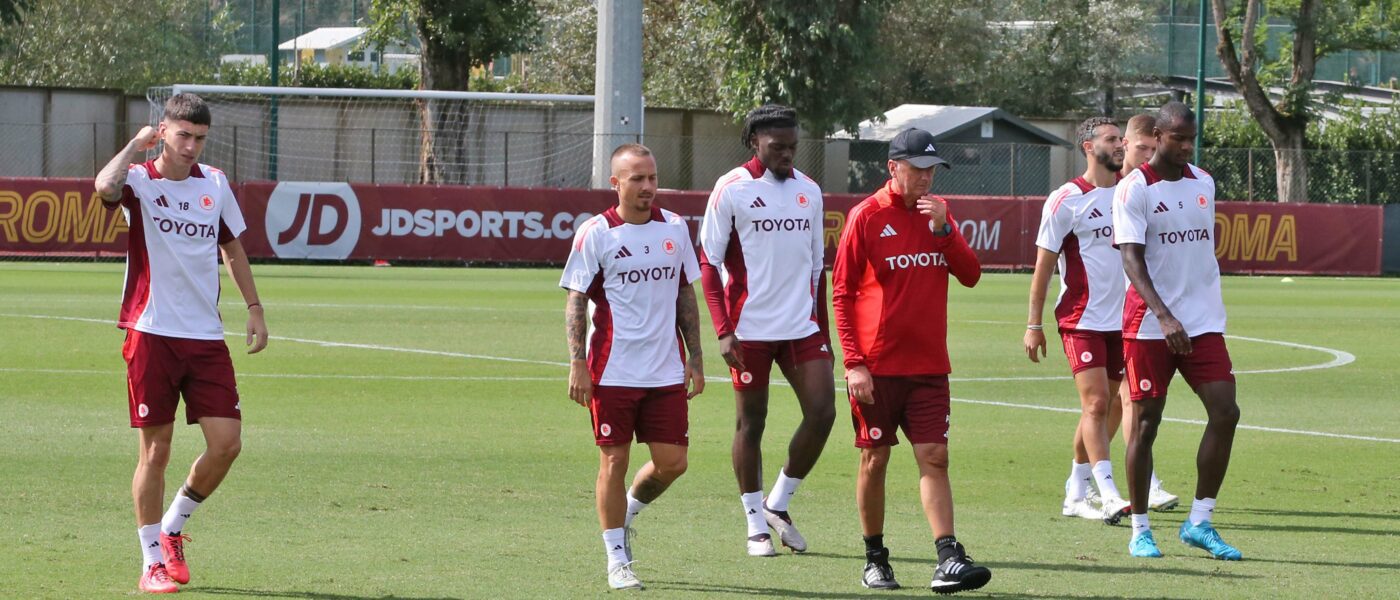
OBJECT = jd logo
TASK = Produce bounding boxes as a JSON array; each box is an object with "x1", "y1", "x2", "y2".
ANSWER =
[{"x1": 266, "y1": 182, "x2": 361, "y2": 259}]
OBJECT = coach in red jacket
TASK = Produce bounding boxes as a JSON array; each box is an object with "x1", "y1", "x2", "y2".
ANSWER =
[{"x1": 832, "y1": 128, "x2": 990, "y2": 594}]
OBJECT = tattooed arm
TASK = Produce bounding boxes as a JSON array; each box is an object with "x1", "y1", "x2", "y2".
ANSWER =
[
  {"x1": 676, "y1": 282, "x2": 706, "y2": 399},
  {"x1": 95, "y1": 126, "x2": 159, "y2": 204},
  {"x1": 565, "y1": 290, "x2": 591, "y2": 406}
]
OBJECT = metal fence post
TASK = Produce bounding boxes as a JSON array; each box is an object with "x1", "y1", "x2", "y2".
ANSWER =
[
  {"x1": 92, "y1": 123, "x2": 99, "y2": 175},
  {"x1": 371, "y1": 128, "x2": 377, "y2": 184},
  {"x1": 1009, "y1": 144, "x2": 1017, "y2": 197},
  {"x1": 503, "y1": 131, "x2": 510, "y2": 187},
  {"x1": 1246, "y1": 148, "x2": 1253, "y2": 201},
  {"x1": 232, "y1": 126, "x2": 239, "y2": 183}
]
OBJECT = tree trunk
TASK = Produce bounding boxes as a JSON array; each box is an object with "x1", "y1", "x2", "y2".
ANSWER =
[
  {"x1": 416, "y1": 34, "x2": 473, "y2": 184},
  {"x1": 1272, "y1": 129, "x2": 1309, "y2": 202}
]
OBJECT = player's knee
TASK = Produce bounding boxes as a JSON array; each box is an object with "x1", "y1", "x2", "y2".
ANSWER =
[
  {"x1": 140, "y1": 440, "x2": 172, "y2": 468},
  {"x1": 656, "y1": 455, "x2": 688, "y2": 480},
  {"x1": 734, "y1": 418, "x2": 766, "y2": 442},
  {"x1": 915, "y1": 445, "x2": 949, "y2": 471},
  {"x1": 1082, "y1": 394, "x2": 1111, "y2": 419},
  {"x1": 807, "y1": 401, "x2": 836, "y2": 427},
  {"x1": 860, "y1": 449, "x2": 890, "y2": 474},
  {"x1": 1209, "y1": 401, "x2": 1241, "y2": 427},
  {"x1": 208, "y1": 438, "x2": 241, "y2": 463}
]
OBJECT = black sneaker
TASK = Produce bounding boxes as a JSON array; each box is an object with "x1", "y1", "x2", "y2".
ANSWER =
[
  {"x1": 861, "y1": 549, "x2": 900, "y2": 589},
  {"x1": 929, "y1": 543, "x2": 991, "y2": 594}
]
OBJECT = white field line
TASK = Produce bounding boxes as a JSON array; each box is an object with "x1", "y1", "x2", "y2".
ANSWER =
[{"x1": 4, "y1": 312, "x2": 1390, "y2": 444}]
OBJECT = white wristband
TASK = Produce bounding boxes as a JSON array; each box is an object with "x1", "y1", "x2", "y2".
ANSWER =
[{"x1": 1026, "y1": 325, "x2": 1043, "y2": 331}]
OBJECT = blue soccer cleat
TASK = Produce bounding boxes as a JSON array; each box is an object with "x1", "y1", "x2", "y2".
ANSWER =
[
  {"x1": 1179, "y1": 520, "x2": 1243, "y2": 561},
  {"x1": 1129, "y1": 530, "x2": 1163, "y2": 558}
]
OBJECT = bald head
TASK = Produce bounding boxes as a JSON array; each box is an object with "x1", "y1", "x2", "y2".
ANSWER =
[{"x1": 1156, "y1": 101, "x2": 1195, "y2": 131}]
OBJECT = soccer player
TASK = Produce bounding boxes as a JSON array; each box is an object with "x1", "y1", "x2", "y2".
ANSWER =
[
  {"x1": 1116, "y1": 114, "x2": 1180, "y2": 512},
  {"x1": 833, "y1": 128, "x2": 990, "y2": 593},
  {"x1": 94, "y1": 93, "x2": 268, "y2": 594},
  {"x1": 1113, "y1": 102, "x2": 1242, "y2": 560},
  {"x1": 1041, "y1": 114, "x2": 1177, "y2": 516},
  {"x1": 561, "y1": 144, "x2": 706, "y2": 590},
  {"x1": 1024, "y1": 117, "x2": 1132, "y2": 524},
  {"x1": 698, "y1": 104, "x2": 835, "y2": 557}
]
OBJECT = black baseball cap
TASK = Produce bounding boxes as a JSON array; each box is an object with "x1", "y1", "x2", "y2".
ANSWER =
[{"x1": 888, "y1": 128, "x2": 951, "y2": 169}]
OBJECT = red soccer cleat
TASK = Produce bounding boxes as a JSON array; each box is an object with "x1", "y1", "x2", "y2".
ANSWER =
[
  {"x1": 138, "y1": 563, "x2": 179, "y2": 594},
  {"x1": 159, "y1": 533, "x2": 192, "y2": 584}
]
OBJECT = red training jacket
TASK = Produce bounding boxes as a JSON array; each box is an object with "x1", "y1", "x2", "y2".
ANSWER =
[{"x1": 832, "y1": 179, "x2": 981, "y2": 376}]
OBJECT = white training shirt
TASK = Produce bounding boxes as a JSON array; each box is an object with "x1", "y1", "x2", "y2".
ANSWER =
[
  {"x1": 113, "y1": 161, "x2": 247, "y2": 341},
  {"x1": 1113, "y1": 163, "x2": 1226, "y2": 339},
  {"x1": 697, "y1": 158, "x2": 824, "y2": 341},
  {"x1": 1035, "y1": 177, "x2": 1124, "y2": 332},
  {"x1": 560, "y1": 206, "x2": 701, "y2": 387}
]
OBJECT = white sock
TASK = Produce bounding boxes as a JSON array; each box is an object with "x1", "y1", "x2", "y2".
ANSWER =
[
  {"x1": 161, "y1": 493, "x2": 201, "y2": 535},
  {"x1": 1091, "y1": 460, "x2": 1123, "y2": 500},
  {"x1": 603, "y1": 527, "x2": 628, "y2": 569},
  {"x1": 765, "y1": 470, "x2": 802, "y2": 512},
  {"x1": 138, "y1": 523, "x2": 162, "y2": 569},
  {"x1": 741, "y1": 491, "x2": 767, "y2": 537},
  {"x1": 1150, "y1": 472, "x2": 1163, "y2": 490},
  {"x1": 624, "y1": 492, "x2": 648, "y2": 528},
  {"x1": 1066, "y1": 462, "x2": 1091, "y2": 500},
  {"x1": 1189, "y1": 497, "x2": 1217, "y2": 525},
  {"x1": 1130, "y1": 513, "x2": 1151, "y2": 537}
]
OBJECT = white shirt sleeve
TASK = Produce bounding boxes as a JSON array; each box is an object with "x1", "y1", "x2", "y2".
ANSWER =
[
  {"x1": 809, "y1": 189, "x2": 826, "y2": 287},
  {"x1": 698, "y1": 181, "x2": 734, "y2": 266},
  {"x1": 1113, "y1": 176, "x2": 1148, "y2": 246},
  {"x1": 1034, "y1": 187, "x2": 1076, "y2": 253},
  {"x1": 675, "y1": 221, "x2": 702, "y2": 285},
  {"x1": 218, "y1": 176, "x2": 248, "y2": 238},
  {"x1": 560, "y1": 218, "x2": 603, "y2": 293}
]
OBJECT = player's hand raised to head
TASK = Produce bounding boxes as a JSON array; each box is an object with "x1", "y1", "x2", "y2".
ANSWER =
[
  {"x1": 568, "y1": 359, "x2": 592, "y2": 406},
  {"x1": 1159, "y1": 314, "x2": 1192, "y2": 355},
  {"x1": 846, "y1": 365, "x2": 875, "y2": 404},
  {"x1": 132, "y1": 126, "x2": 160, "y2": 152},
  {"x1": 685, "y1": 355, "x2": 705, "y2": 399},
  {"x1": 245, "y1": 306, "x2": 268, "y2": 354},
  {"x1": 1024, "y1": 327, "x2": 1047, "y2": 363}
]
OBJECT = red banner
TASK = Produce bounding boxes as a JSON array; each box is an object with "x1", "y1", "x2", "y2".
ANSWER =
[{"x1": 0, "y1": 178, "x2": 1383, "y2": 275}]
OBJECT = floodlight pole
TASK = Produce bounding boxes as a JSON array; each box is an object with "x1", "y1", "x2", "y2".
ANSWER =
[
  {"x1": 1194, "y1": 0, "x2": 1207, "y2": 165},
  {"x1": 591, "y1": 0, "x2": 643, "y2": 189}
]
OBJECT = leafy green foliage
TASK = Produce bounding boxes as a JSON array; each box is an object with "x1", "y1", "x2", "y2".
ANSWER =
[
  {"x1": 214, "y1": 61, "x2": 420, "y2": 90},
  {"x1": 0, "y1": 0, "x2": 239, "y2": 94},
  {"x1": 365, "y1": 0, "x2": 539, "y2": 90},
  {"x1": 708, "y1": 0, "x2": 893, "y2": 135}
]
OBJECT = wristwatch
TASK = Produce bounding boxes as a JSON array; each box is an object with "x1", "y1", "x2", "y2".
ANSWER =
[{"x1": 931, "y1": 222, "x2": 952, "y2": 236}]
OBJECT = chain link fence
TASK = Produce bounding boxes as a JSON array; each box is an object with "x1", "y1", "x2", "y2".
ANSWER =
[{"x1": 3, "y1": 120, "x2": 1398, "y2": 204}]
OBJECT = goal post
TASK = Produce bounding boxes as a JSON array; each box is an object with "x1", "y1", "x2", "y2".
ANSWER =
[{"x1": 146, "y1": 85, "x2": 603, "y2": 187}]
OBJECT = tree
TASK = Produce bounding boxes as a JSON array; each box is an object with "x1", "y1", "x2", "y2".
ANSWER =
[
  {"x1": 707, "y1": 0, "x2": 893, "y2": 135},
  {"x1": 1211, "y1": 0, "x2": 1400, "y2": 202},
  {"x1": 365, "y1": 0, "x2": 540, "y2": 183},
  {"x1": 0, "y1": 0, "x2": 236, "y2": 94}
]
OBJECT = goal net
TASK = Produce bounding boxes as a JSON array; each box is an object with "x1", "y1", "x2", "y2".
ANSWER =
[{"x1": 146, "y1": 85, "x2": 598, "y2": 187}]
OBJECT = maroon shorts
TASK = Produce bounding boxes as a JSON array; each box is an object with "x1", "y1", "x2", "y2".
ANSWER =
[
  {"x1": 729, "y1": 332, "x2": 832, "y2": 390},
  {"x1": 1124, "y1": 333, "x2": 1234, "y2": 401},
  {"x1": 1060, "y1": 329, "x2": 1125, "y2": 378},
  {"x1": 850, "y1": 375, "x2": 950, "y2": 448},
  {"x1": 589, "y1": 384, "x2": 689, "y2": 446},
  {"x1": 123, "y1": 329, "x2": 241, "y2": 428}
]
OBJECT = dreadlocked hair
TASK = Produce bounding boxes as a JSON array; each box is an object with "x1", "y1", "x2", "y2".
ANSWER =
[{"x1": 740, "y1": 104, "x2": 798, "y2": 150}]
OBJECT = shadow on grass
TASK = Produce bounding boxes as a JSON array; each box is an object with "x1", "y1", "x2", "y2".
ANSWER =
[
  {"x1": 1245, "y1": 557, "x2": 1400, "y2": 571},
  {"x1": 1226, "y1": 507, "x2": 1400, "y2": 521},
  {"x1": 650, "y1": 579, "x2": 916, "y2": 599},
  {"x1": 195, "y1": 588, "x2": 464, "y2": 600},
  {"x1": 1222, "y1": 521, "x2": 1399, "y2": 537},
  {"x1": 802, "y1": 552, "x2": 1259, "y2": 580}
]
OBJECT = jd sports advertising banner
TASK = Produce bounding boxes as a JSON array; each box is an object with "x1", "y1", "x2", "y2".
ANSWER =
[{"x1": 0, "y1": 178, "x2": 1384, "y2": 275}]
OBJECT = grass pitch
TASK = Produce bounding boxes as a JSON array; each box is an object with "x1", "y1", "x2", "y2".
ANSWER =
[{"x1": 1, "y1": 262, "x2": 1397, "y2": 599}]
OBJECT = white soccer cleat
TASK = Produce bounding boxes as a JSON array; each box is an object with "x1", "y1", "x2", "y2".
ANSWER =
[
  {"x1": 1061, "y1": 498, "x2": 1102, "y2": 520},
  {"x1": 1083, "y1": 481, "x2": 1102, "y2": 507},
  {"x1": 1101, "y1": 496, "x2": 1132, "y2": 525},
  {"x1": 763, "y1": 506, "x2": 808, "y2": 553},
  {"x1": 747, "y1": 534, "x2": 778, "y2": 557},
  {"x1": 607, "y1": 561, "x2": 643, "y2": 590},
  {"x1": 1149, "y1": 485, "x2": 1180, "y2": 512}
]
